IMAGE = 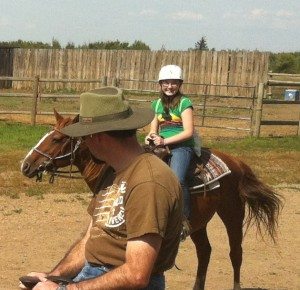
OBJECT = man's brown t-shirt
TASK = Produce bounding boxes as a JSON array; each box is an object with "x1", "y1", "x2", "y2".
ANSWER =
[{"x1": 85, "y1": 152, "x2": 183, "y2": 274}]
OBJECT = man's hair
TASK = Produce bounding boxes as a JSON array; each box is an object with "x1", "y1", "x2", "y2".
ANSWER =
[{"x1": 104, "y1": 129, "x2": 137, "y2": 139}]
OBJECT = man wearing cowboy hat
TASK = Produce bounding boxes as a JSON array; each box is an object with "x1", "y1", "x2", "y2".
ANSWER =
[{"x1": 21, "y1": 87, "x2": 183, "y2": 290}]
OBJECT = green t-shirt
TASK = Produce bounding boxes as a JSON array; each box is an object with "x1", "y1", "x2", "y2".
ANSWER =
[{"x1": 151, "y1": 96, "x2": 194, "y2": 147}]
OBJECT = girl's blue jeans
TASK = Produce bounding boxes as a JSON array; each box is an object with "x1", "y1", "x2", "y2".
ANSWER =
[
  {"x1": 169, "y1": 146, "x2": 194, "y2": 218},
  {"x1": 73, "y1": 261, "x2": 165, "y2": 289}
]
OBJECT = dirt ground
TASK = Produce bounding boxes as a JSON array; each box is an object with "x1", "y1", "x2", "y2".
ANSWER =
[
  {"x1": 0, "y1": 100, "x2": 299, "y2": 289},
  {"x1": 0, "y1": 184, "x2": 299, "y2": 290}
]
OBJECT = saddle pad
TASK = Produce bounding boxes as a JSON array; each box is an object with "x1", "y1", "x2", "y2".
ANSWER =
[{"x1": 189, "y1": 149, "x2": 231, "y2": 193}]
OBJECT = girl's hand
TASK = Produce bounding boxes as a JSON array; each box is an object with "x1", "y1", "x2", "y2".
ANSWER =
[
  {"x1": 144, "y1": 133, "x2": 158, "y2": 145},
  {"x1": 152, "y1": 135, "x2": 165, "y2": 146}
]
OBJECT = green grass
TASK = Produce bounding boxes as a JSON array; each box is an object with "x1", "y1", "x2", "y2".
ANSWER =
[
  {"x1": 1, "y1": 121, "x2": 299, "y2": 191},
  {"x1": 0, "y1": 97, "x2": 32, "y2": 110},
  {"x1": 0, "y1": 96, "x2": 80, "y2": 112},
  {"x1": 2, "y1": 121, "x2": 299, "y2": 154},
  {"x1": 25, "y1": 186, "x2": 45, "y2": 199},
  {"x1": 205, "y1": 136, "x2": 300, "y2": 153},
  {"x1": 0, "y1": 121, "x2": 50, "y2": 151},
  {"x1": 139, "y1": 131, "x2": 299, "y2": 154}
]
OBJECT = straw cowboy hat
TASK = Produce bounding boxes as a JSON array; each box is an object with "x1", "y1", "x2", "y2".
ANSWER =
[{"x1": 61, "y1": 86, "x2": 154, "y2": 137}]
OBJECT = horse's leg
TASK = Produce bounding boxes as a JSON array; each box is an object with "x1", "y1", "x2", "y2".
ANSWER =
[
  {"x1": 190, "y1": 227, "x2": 211, "y2": 290},
  {"x1": 217, "y1": 201, "x2": 244, "y2": 290}
]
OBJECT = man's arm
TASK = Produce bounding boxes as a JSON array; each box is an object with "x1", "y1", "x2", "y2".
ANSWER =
[{"x1": 68, "y1": 233, "x2": 162, "y2": 290}]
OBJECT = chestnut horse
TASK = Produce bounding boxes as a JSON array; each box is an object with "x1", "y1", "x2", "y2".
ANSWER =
[{"x1": 21, "y1": 110, "x2": 282, "y2": 290}]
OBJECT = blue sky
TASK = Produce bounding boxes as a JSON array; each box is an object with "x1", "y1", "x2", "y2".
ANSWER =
[{"x1": 1, "y1": 0, "x2": 299, "y2": 52}]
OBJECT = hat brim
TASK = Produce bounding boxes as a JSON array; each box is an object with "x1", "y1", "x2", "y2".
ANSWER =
[{"x1": 61, "y1": 107, "x2": 154, "y2": 137}]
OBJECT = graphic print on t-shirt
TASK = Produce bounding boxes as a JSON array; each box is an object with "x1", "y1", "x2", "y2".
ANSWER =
[
  {"x1": 157, "y1": 112, "x2": 182, "y2": 129},
  {"x1": 94, "y1": 181, "x2": 127, "y2": 228}
]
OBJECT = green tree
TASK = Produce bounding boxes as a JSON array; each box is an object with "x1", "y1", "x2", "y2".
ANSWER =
[
  {"x1": 0, "y1": 39, "x2": 152, "y2": 50},
  {"x1": 129, "y1": 40, "x2": 150, "y2": 50},
  {"x1": 51, "y1": 38, "x2": 61, "y2": 49},
  {"x1": 269, "y1": 52, "x2": 300, "y2": 74},
  {"x1": 0, "y1": 39, "x2": 51, "y2": 48},
  {"x1": 195, "y1": 37, "x2": 209, "y2": 50},
  {"x1": 65, "y1": 42, "x2": 75, "y2": 49}
]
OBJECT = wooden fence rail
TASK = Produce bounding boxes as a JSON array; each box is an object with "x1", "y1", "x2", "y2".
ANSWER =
[
  {"x1": 0, "y1": 75, "x2": 256, "y2": 133},
  {"x1": 254, "y1": 81, "x2": 300, "y2": 137},
  {"x1": 267, "y1": 72, "x2": 300, "y2": 98},
  {"x1": 2, "y1": 76, "x2": 299, "y2": 137}
]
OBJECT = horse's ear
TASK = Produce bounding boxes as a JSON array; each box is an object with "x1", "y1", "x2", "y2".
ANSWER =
[{"x1": 53, "y1": 108, "x2": 63, "y2": 122}]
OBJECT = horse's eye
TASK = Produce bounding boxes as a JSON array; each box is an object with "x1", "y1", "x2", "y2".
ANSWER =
[{"x1": 52, "y1": 138, "x2": 62, "y2": 144}]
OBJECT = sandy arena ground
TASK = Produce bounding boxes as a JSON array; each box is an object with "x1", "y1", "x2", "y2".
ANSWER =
[{"x1": 0, "y1": 184, "x2": 299, "y2": 290}]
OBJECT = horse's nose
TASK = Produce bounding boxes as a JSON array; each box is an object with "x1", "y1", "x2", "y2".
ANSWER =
[{"x1": 21, "y1": 161, "x2": 31, "y2": 175}]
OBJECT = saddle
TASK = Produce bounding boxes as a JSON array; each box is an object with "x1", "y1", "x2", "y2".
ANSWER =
[{"x1": 144, "y1": 144, "x2": 231, "y2": 194}]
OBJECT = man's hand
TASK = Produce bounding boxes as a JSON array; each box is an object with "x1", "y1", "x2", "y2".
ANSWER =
[
  {"x1": 19, "y1": 272, "x2": 47, "y2": 289},
  {"x1": 33, "y1": 278, "x2": 58, "y2": 290}
]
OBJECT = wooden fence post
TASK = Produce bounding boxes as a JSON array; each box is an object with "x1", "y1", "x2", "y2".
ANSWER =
[
  {"x1": 112, "y1": 77, "x2": 119, "y2": 87},
  {"x1": 101, "y1": 76, "x2": 107, "y2": 86},
  {"x1": 297, "y1": 113, "x2": 300, "y2": 136},
  {"x1": 253, "y1": 83, "x2": 265, "y2": 137},
  {"x1": 201, "y1": 85, "x2": 208, "y2": 126},
  {"x1": 249, "y1": 87, "x2": 256, "y2": 136},
  {"x1": 31, "y1": 75, "x2": 39, "y2": 126},
  {"x1": 267, "y1": 71, "x2": 272, "y2": 99}
]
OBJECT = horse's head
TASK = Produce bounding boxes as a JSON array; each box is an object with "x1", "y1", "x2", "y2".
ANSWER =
[{"x1": 21, "y1": 109, "x2": 80, "y2": 179}]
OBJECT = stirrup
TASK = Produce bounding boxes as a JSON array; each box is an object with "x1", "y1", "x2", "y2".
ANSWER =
[{"x1": 180, "y1": 217, "x2": 191, "y2": 242}]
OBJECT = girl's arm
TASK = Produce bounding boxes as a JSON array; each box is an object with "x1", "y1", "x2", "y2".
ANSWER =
[{"x1": 145, "y1": 116, "x2": 159, "y2": 144}]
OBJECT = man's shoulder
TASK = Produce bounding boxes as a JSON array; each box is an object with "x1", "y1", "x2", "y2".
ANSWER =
[
  {"x1": 128, "y1": 153, "x2": 179, "y2": 186},
  {"x1": 136, "y1": 153, "x2": 181, "y2": 191},
  {"x1": 138, "y1": 153, "x2": 173, "y2": 172}
]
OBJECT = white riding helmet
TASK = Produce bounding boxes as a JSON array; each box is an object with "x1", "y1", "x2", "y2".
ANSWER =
[{"x1": 158, "y1": 65, "x2": 183, "y2": 81}]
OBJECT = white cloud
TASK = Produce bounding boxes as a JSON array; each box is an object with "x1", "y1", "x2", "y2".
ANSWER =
[
  {"x1": 275, "y1": 10, "x2": 294, "y2": 17},
  {"x1": 249, "y1": 8, "x2": 268, "y2": 19},
  {"x1": 171, "y1": 11, "x2": 203, "y2": 21},
  {"x1": 139, "y1": 9, "x2": 158, "y2": 17},
  {"x1": 0, "y1": 17, "x2": 10, "y2": 28},
  {"x1": 222, "y1": 12, "x2": 235, "y2": 19},
  {"x1": 24, "y1": 22, "x2": 36, "y2": 31},
  {"x1": 248, "y1": 8, "x2": 294, "y2": 20}
]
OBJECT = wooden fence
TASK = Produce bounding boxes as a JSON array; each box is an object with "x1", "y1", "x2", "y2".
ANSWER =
[
  {"x1": 9, "y1": 49, "x2": 269, "y2": 96},
  {"x1": 2, "y1": 75, "x2": 300, "y2": 137},
  {"x1": 0, "y1": 75, "x2": 256, "y2": 133},
  {"x1": 253, "y1": 81, "x2": 300, "y2": 137},
  {"x1": 267, "y1": 72, "x2": 300, "y2": 98}
]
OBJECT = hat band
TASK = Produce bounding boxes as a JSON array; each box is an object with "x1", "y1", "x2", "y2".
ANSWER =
[{"x1": 79, "y1": 108, "x2": 133, "y2": 124}]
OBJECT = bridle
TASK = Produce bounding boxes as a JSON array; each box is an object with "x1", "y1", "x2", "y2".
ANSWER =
[{"x1": 31, "y1": 131, "x2": 83, "y2": 183}]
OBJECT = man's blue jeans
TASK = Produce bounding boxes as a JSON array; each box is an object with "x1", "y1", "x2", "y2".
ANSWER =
[
  {"x1": 169, "y1": 146, "x2": 194, "y2": 218},
  {"x1": 73, "y1": 261, "x2": 165, "y2": 289}
]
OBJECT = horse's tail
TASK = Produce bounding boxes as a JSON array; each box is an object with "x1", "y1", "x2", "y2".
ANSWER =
[{"x1": 238, "y1": 161, "x2": 283, "y2": 243}]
